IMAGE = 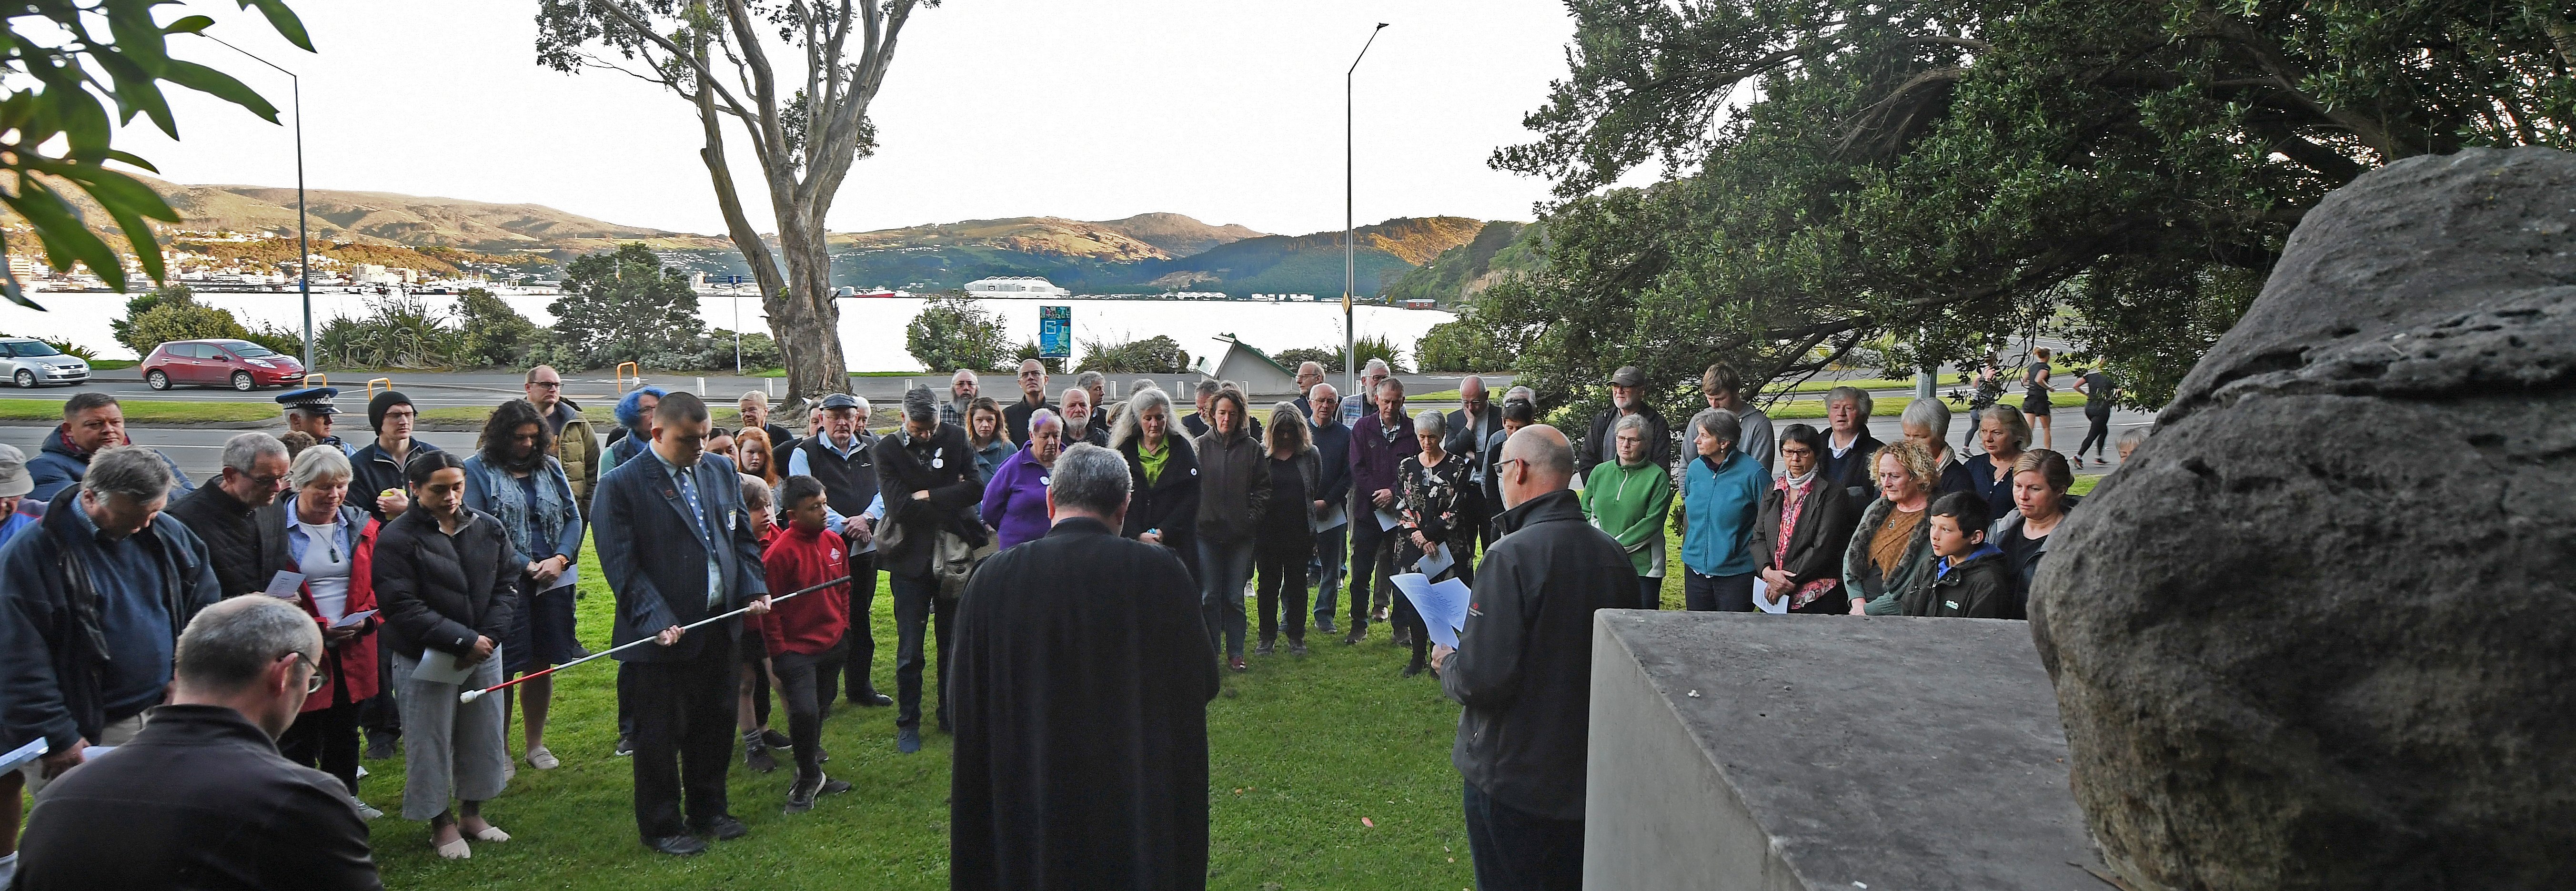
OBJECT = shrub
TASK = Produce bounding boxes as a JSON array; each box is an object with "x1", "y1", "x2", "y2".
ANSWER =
[
  {"x1": 458, "y1": 288, "x2": 547, "y2": 367},
  {"x1": 906, "y1": 294, "x2": 1012, "y2": 373},
  {"x1": 1414, "y1": 317, "x2": 1515, "y2": 373},
  {"x1": 1077, "y1": 334, "x2": 1190, "y2": 374},
  {"x1": 317, "y1": 295, "x2": 465, "y2": 369},
  {"x1": 1352, "y1": 333, "x2": 1408, "y2": 374},
  {"x1": 3, "y1": 334, "x2": 98, "y2": 361},
  {"x1": 1271, "y1": 345, "x2": 1344, "y2": 373},
  {"x1": 1012, "y1": 340, "x2": 1065, "y2": 375},
  {"x1": 125, "y1": 300, "x2": 253, "y2": 354},
  {"x1": 549, "y1": 244, "x2": 705, "y2": 368},
  {"x1": 111, "y1": 284, "x2": 198, "y2": 354}
]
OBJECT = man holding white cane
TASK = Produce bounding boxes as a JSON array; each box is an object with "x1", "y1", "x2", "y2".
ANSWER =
[{"x1": 591, "y1": 392, "x2": 772, "y2": 857}]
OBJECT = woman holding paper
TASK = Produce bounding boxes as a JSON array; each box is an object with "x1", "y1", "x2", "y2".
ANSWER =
[
  {"x1": 374, "y1": 450, "x2": 520, "y2": 860},
  {"x1": 252, "y1": 445, "x2": 383, "y2": 818},
  {"x1": 1395, "y1": 409, "x2": 1476, "y2": 678},
  {"x1": 462, "y1": 399, "x2": 586, "y2": 774}
]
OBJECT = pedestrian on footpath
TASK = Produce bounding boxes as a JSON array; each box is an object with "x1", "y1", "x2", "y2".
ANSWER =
[{"x1": 1431, "y1": 425, "x2": 1632, "y2": 891}]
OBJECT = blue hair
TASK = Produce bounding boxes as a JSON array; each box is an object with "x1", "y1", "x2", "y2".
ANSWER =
[{"x1": 614, "y1": 386, "x2": 668, "y2": 431}]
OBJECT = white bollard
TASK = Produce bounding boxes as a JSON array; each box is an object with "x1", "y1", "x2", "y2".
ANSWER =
[
  {"x1": 766, "y1": 378, "x2": 775, "y2": 399},
  {"x1": 697, "y1": 376, "x2": 707, "y2": 396}
]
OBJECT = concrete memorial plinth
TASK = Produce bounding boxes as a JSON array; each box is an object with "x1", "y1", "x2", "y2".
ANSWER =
[{"x1": 1585, "y1": 611, "x2": 2101, "y2": 890}]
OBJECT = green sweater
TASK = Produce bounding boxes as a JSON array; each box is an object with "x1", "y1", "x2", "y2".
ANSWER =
[{"x1": 1581, "y1": 458, "x2": 1674, "y2": 577}]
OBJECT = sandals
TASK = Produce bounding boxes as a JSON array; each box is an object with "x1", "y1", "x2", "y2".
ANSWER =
[
  {"x1": 433, "y1": 838, "x2": 471, "y2": 860},
  {"x1": 466, "y1": 824, "x2": 511, "y2": 842}
]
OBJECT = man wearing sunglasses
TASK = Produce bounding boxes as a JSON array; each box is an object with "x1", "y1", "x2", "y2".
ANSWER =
[{"x1": 12, "y1": 596, "x2": 382, "y2": 890}]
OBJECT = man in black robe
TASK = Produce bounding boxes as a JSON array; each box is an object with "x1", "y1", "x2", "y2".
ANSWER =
[{"x1": 947, "y1": 442, "x2": 1219, "y2": 890}]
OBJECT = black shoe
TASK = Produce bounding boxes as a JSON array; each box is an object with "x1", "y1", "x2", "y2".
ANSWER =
[
  {"x1": 1392, "y1": 630, "x2": 1414, "y2": 648},
  {"x1": 1289, "y1": 641, "x2": 1308, "y2": 656},
  {"x1": 760, "y1": 729, "x2": 792, "y2": 749},
  {"x1": 851, "y1": 689, "x2": 893, "y2": 708},
  {"x1": 896, "y1": 728, "x2": 922, "y2": 754},
  {"x1": 1401, "y1": 661, "x2": 1426, "y2": 679},
  {"x1": 613, "y1": 736, "x2": 635, "y2": 757},
  {"x1": 688, "y1": 814, "x2": 749, "y2": 841},
  {"x1": 1313, "y1": 616, "x2": 1338, "y2": 634},
  {"x1": 786, "y1": 777, "x2": 819, "y2": 814},
  {"x1": 1342, "y1": 624, "x2": 1367, "y2": 645},
  {"x1": 816, "y1": 744, "x2": 830, "y2": 763},
  {"x1": 744, "y1": 742, "x2": 777, "y2": 774},
  {"x1": 1256, "y1": 641, "x2": 1275, "y2": 656},
  {"x1": 643, "y1": 834, "x2": 707, "y2": 856},
  {"x1": 363, "y1": 735, "x2": 397, "y2": 760}
]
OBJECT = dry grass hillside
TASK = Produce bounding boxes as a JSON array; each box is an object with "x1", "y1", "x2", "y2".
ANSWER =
[{"x1": 830, "y1": 213, "x2": 1266, "y2": 262}]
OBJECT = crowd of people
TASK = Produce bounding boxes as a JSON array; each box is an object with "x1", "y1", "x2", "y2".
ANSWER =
[{"x1": 0, "y1": 352, "x2": 2141, "y2": 890}]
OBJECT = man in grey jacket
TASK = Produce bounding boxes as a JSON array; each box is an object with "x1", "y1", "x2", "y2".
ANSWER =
[{"x1": 1432, "y1": 425, "x2": 1633, "y2": 891}]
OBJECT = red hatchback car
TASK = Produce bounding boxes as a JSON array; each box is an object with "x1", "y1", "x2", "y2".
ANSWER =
[{"x1": 141, "y1": 339, "x2": 307, "y2": 391}]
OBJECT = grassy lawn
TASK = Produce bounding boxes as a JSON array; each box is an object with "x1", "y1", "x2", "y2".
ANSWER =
[
  {"x1": 358, "y1": 533, "x2": 1477, "y2": 891},
  {"x1": 0, "y1": 398, "x2": 277, "y2": 424}
]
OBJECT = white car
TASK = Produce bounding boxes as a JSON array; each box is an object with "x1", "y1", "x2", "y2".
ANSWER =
[{"x1": 0, "y1": 337, "x2": 91, "y2": 388}]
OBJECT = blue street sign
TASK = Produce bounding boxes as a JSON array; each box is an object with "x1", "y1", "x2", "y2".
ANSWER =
[{"x1": 1039, "y1": 305, "x2": 1072, "y2": 359}]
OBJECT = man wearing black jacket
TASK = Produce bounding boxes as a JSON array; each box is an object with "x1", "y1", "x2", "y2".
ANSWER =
[
  {"x1": 872, "y1": 387, "x2": 985, "y2": 755},
  {"x1": 1432, "y1": 425, "x2": 1633, "y2": 891},
  {"x1": 12, "y1": 596, "x2": 381, "y2": 891},
  {"x1": 1818, "y1": 386, "x2": 1885, "y2": 513},
  {"x1": 163, "y1": 432, "x2": 290, "y2": 598}
]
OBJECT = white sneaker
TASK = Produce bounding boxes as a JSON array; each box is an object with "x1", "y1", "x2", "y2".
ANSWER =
[
  {"x1": 355, "y1": 764, "x2": 369, "y2": 779},
  {"x1": 350, "y1": 796, "x2": 384, "y2": 820}
]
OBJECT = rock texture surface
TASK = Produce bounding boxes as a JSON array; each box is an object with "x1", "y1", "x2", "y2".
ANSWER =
[{"x1": 2033, "y1": 146, "x2": 2576, "y2": 891}]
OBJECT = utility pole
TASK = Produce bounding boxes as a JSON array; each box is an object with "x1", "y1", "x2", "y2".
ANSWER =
[
  {"x1": 208, "y1": 36, "x2": 311, "y2": 371},
  {"x1": 1345, "y1": 22, "x2": 1389, "y2": 401}
]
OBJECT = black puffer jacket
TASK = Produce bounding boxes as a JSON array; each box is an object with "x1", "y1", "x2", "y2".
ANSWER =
[
  {"x1": 371, "y1": 506, "x2": 517, "y2": 660},
  {"x1": 162, "y1": 478, "x2": 265, "y2": 598},
  {"x1": 1900, "y1": 545, "x2": 2021, "y2": 619}
]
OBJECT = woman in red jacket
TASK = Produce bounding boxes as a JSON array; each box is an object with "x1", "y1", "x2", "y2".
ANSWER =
[
  {"x1": 253, "y1": 446, "x2": 383, "y2": 818},
  {"x1": 755, "y1": 475, "x2": 857, "y2": 813}
]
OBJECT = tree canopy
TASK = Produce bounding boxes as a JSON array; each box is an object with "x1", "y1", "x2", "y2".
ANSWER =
[
  {"x1": 1475, "y1": 0, "x2": 2576, "y2": 425},
  {"x1": 905, "y1": 294, "x2": 1010, "y2": 373},
  {"x1": 549, "y1": 243, "x2": 707, "y2": 368}
]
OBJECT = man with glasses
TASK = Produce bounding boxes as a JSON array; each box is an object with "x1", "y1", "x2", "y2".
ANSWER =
[
  {"x1": 526, "y1": 365, "x2": 602, "y2": 504},
  {"x1": 1002, "y1": 360, "x2": 1053, "y2": 446},
  {"x1": 0, "y1": 446, "x2": 222, "y2": 885},
  {"x1": 1444, "y1": 375, "x2": 1500, "y2": 553},
  {"x1": 164, "y1": 432, "x2": 292, "y2": 598},
  {"x1": 350, "y1": 391, "x2": 440, "y2": 524},
  {"x1": 943, "y1": 369, "x2": 980, "y2": 427},
  {"x1": 10, "y1": 596, "x2": 380, "y2": 890}
]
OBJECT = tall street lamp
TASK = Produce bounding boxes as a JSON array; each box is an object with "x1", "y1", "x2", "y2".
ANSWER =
[
  {"x1": 206, "y1": 35, "x2": 312, "y2": 372},
  {"x1": 1345, "y1": 21, "x2": 1388, "y2": 402}
]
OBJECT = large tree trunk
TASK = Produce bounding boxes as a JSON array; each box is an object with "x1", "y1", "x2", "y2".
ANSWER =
[{"x1": 768, "y1": 215, "x2": 848, "y2": 402}]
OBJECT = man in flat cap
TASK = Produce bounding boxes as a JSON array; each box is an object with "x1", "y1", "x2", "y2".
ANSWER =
[
  {"x1": 1577, "y1": 365, "x2": 1671, "y2": 478},
  {"x1": 275, "y1": 387, "x2": 349, "y2": 455}
]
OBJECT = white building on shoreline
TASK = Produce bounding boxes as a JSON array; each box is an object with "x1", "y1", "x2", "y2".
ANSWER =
[{"x1": 963, "y1": 276, "x2": 1070, "y2": 299}]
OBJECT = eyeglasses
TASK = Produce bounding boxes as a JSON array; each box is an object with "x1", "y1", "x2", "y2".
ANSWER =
[
  {"x1": 528, "y1": 381, "x2": 563, "y2": 389},
  {"x1": 287, "y1": 650, "x2": 328, "y2": 694},
  {"x1": 1495, "y1": 457, "x2": 1526, "y2": 473}
]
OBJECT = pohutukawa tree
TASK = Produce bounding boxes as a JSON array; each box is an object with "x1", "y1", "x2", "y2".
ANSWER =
[
  {"x1": 535, "y1": 0, "x2": 927, "y2": 399},
  {"x1": 1476, "y1": 0, "x2": 2576, "y2": 428}
]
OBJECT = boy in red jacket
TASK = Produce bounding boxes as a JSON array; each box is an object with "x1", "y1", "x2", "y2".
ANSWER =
[{"x1": 755, "y1": 476, "x2": 856, "y2": 812}]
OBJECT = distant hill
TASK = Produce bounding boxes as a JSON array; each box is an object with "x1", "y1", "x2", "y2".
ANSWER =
[
  {"x1": 82, "y1": 174, "x2": 733, "y2": 255},
  {"x1": 1136, "y1": 216, "x2": 1489, "y2": 297},
  {"x1": 1380, "y1": 220, "x2": 1543, "y2": 306}
]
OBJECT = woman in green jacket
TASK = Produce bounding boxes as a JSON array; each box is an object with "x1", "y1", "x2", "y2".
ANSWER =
[{"x1": 1581, "y1": 413, "x2": 1675, "y2": 610}]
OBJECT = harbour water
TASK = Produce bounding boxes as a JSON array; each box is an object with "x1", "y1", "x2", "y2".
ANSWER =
[{"x1": 0, "y1": 292, "x2": 1457, "y2": 372}]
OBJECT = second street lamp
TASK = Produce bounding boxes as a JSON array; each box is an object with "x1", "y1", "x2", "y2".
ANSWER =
[
  {"x1": 1345, "y1": 21, "x2": 1388, "y2": 402},
  {"x1": 205, "y1": 35, "x2": 313, "y2": 373}
]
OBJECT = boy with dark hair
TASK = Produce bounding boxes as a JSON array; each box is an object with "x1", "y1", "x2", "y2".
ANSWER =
[
  {"x1": 754, "y1": 475, "x2": 855, "y2": 812},
  {"x1": 1902, "y1": 491, "x2": 2019, "y2": 618}
]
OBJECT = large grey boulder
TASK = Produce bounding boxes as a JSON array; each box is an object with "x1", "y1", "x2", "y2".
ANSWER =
[{"x1": 2032, "y1": 146, "x2": 2576, "y2": 890}]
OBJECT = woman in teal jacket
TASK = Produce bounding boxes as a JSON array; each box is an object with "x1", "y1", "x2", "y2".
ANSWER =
[
  {"x1": 1581, "y1": 413, "x2": 1674, "y2": 609},
  {"x1": 1674, "y1": 408, "x2": 1766, "y2": 611}
]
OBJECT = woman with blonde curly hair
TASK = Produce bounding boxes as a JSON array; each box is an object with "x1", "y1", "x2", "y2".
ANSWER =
[{"x1": 1842, "y1": 437, "x2": 1941, "y2": 616}]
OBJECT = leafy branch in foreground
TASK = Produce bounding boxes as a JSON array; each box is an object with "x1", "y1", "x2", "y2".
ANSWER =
[{"x1": 1, "y1": 0, "x2": 311, "y2": 308}]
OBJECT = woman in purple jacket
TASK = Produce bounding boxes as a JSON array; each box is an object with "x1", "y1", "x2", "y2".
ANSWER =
[{"x1": 981, "y1": 409, "x2": 1065, "y2": 551}]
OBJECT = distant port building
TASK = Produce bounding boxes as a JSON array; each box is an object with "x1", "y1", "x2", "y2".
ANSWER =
[{"x1": 964, "y1": 276, "x2": 1070, "y2": 299}]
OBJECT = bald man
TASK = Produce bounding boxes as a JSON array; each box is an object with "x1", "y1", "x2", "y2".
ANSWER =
[{"x1": 1432, "y1": 424, "x2": 1633, "y2": 890}]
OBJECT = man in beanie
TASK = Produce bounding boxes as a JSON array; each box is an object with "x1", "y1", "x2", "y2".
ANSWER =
[
  {"x1": 871, "y1": 385, "x2": 983, "y2": 754},
  {"x1": 347, "y1": 390, "x2": 439, "y2": 761},
  {"x1": 0, "y1": 443, "x2": 40, "y2": 549}
]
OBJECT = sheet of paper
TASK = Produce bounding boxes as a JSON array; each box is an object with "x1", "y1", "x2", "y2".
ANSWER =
[
  {"x1": 1415, "y1": 543, "x2": 1454, "y2": 578},
  {"x1": 1373, "y1": 507, "x2": 1404, "y2": 534},
  {"x1": 557, "y1": 562, "x2": 581, "y2": 591},
  {"x1": 74, "y1": 745, "x2": 112, "y2": 760},
  {"x1": 410, "y1": 651, "x2": 475, "y2": 685},
  {"x1": 1390, "y1": 573, "x2": 1472, "y2": 649},
  {"x1": 262, "y1": 570, "x2": 306, "y2": 599},
  {"x1": 1754, "y1": 577, "x2": 1787, "y2": 614},
  {"x1": 1310, "y1": 501, "x2": 1348, "y2": 534},
  {"x1": 331, "y1": 609, "x2": 377, "y2": 629},
  {"x1": 0, "y1": 737, "x2": 46, "y2": 774}
]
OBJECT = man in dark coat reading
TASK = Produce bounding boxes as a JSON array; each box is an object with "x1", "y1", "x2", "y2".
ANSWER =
[{"x1": 947, "y1": 442, "x2": 1220, "y2": 891}]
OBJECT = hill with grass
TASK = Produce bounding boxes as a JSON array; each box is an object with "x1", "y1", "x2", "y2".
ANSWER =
[
  {"x1": 1379, "y1": 220, "x2": 1543, "y2": 307},
  {"x1": 10, "y1": 173, "x2": 737, "y2": 255}
]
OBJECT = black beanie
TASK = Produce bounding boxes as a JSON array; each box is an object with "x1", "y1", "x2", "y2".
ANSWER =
[{"x1": 369, "y1": 390, "x2": 413, "y2": 432}]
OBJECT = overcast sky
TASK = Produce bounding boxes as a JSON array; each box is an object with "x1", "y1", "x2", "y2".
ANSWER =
[{"x1": 110, "y1": 1, "x2": 1588, "y2": 238}]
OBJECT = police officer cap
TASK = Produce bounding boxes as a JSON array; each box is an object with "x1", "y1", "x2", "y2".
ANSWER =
[{"x1": 275, "y1": 386, "x2": 341, "y2": 415}]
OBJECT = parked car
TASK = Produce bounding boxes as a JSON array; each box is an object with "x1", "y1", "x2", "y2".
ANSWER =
[
  {"x1": 141, "y1": 339, "x2": 306, "y2": 391},
  {"x1": 0, "y1": 337, "x2": 91, "y2": 388}
]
